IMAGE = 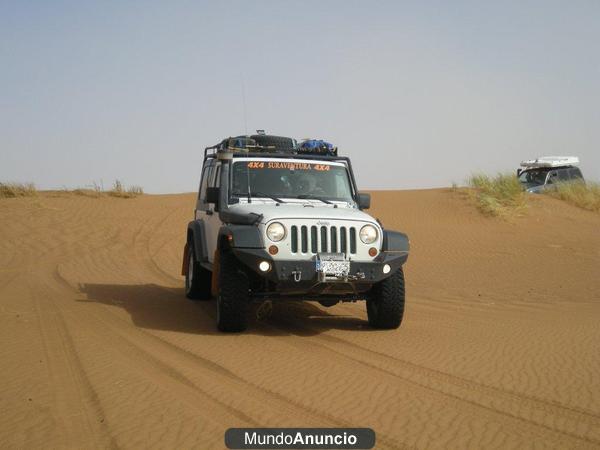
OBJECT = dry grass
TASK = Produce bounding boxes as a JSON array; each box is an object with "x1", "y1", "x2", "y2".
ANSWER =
[
  {"x1": 1, "y1": 180, "x2": 144, "y2": 199},
  {"x1": 545, "y1": 181, "x2": 600, "y2": 212},
  {"x1": 467, "y1": 173, "x2": 527, "y2": 218},
  {"x1": 0, "y1": 182, "x2": 37, "y2": 198},
  {"x1": 65, "y1": 180, "x2": 143, "y2": 198},
  {"x1": 107, "y1": 180, "x2": 144, "y2": 198},
  {"x1": 71, "y1": 188, "x2": 104, "y2": 198}
]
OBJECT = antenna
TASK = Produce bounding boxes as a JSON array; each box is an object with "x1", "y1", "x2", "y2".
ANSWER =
[
  {"x1": 240, "y1": 73, "x2": 248, "y2": 135},
  {"x1": 246, "y1": 162, "x2": 252, "y2": 204}
]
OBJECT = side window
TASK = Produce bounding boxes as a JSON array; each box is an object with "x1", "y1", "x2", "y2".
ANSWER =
[
  {"x1": 569, "y1": 168, "x2": 583, "y2": 180},
  {"x1": 546, "y1": 171, "x2": 558, "y2": 184},
  {"x1": 557, "y1": 169, "x2": 569, "y2": 181},
  {"x1": 197, "y1": 162, "x2": 214, "y2": 211}
]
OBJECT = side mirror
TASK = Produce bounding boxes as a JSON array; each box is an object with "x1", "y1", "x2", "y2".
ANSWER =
[
  {"x1": 206, "y1": 187, "x2": 220, "y2": 207},
  {"x1": 357, "y1": 192, "x2": 371, "y2": 210}
]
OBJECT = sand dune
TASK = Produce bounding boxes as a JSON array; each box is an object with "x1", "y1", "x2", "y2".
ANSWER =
[{"x1": 1, "y1": 189, "x2": 599, "y2": 449}]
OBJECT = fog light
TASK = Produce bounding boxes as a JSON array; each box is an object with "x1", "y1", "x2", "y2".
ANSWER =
[
  {"x1": 368, "y1": 247, "x2": 378, "y2": 257},
  {"x1": 268, "y1": 245, "x2": 278, "y2": 255},
  {"x1": 383, "y1": 264, "x2": 391, "y2": 274},
  {"x1": 258, "y1": 261, "x2": 271, "y2": 272}
]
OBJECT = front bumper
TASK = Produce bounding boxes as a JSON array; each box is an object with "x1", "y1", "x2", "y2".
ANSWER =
[{"x1": 232, "y1": 247, "x2": 407, "y2": 291}]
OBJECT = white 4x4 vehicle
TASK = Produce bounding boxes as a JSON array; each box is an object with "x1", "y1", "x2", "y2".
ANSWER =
[
  {"x1": 182, "y1": 134, "x2": 410, "y2": 332},
  {"x1": 518, "y1": 156, "x2": 584, "y2": 193}
]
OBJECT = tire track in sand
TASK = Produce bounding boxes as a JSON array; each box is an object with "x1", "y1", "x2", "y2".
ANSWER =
[
  {"x1": 51, "y1": 266, "x2": 408, "y2": 449},
  {"x1": 28, "y1": 278, "x2": 118, "y2": 449},
  {"x1": 262, "y1": 315, "x2": 600, "y2": 446}
]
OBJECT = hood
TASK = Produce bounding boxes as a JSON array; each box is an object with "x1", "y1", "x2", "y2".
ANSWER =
[{"x1": 226, "y1": 201, "x2": 378, "y2": 225}]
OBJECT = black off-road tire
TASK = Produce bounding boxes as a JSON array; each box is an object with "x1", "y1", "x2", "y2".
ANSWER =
[
  {"x1": 366, "y1": 267, "x2": 405, "y2": 329},
  {"x1": 216, "y1": 249, "x2": 249, "y2": 332},
  {"x1": 185, "y1": 244, "x2": 212, "y2": 300}
]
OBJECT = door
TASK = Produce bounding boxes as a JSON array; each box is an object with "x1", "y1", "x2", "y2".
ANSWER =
[
  {"x1": 557, "y1": 169, "x2": 569, "y2": 183},
  {"x1": 195, "y1": 160, "x2": 220, "y2": 264},
  {"x1": 203, "y1": 162, "x2": 222, "y2": 263},
  {"x1": 568, "y1": 167, "x2": 583, "y2": 181},
  {"x1": 546, "y1": 171, "x2": 558, "y2": 186}
]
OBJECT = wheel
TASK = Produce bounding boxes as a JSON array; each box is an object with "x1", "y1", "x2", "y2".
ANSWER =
[
  {"x1": 366, "y1": 267, "x2": 405, "y2": 329},
  {"x1": 185, "y1": 243, "x2": 212, "y2": 300},
  {"x1": 216, "y1": 249, "x2": 249, "y2": 332}
]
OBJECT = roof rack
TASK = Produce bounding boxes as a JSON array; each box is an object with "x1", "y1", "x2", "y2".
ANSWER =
[
  {"x1": 202, "y1": 134, "x2": 358, "y2": 197},
  {"x1": 204, "y1": 150, "x2": 351, "y2": 165},
  {"x1": 520, "y1": 156, "x2": 580, "y2": 169},
  {"x1": 204, "y1": 134, "x2": 338, "y2": 160}
]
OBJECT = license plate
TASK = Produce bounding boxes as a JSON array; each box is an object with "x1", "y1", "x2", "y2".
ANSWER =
[{"x1": 316, "y1": 253, "x2": 350, "y2": 277}]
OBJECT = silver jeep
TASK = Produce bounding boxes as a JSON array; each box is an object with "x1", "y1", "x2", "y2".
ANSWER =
[{"x1": 182, "y1": 134, "x2": 409, "y2": 332}]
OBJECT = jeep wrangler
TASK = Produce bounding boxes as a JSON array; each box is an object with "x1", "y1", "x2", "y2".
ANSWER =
[{"x1": 182, "y1": 133, "x2": 409, "y2": 332}]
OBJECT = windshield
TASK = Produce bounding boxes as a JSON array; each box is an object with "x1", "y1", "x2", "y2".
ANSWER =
[
  {"x1": 230, "y1": 160, "x2": 355, "y2": 203},
  {"x1": 519, "y1": 169, "x2": 550, "y2": 188}
]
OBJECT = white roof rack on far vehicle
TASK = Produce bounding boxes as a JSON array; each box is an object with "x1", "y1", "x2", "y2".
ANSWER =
[{"x1": 520, "y1": 156, "x2": 580, "y2": 169}]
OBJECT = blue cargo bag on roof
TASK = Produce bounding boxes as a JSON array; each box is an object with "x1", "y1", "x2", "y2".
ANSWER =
[{"x1": 298, "y1": 139, "x2": 337, "y2": 156}]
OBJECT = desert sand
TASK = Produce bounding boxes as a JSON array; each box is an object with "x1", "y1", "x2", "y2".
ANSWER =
[{"x1": 1, "y1": 189, "x2": 599, "y2": 449}]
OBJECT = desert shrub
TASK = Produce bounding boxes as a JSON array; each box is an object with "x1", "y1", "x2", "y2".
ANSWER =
[
  {"x1": 0, "y1": 182, "x2": 37, "y2": 198},
  {"x1": 72, "y1": 188, "x2": 103, "y2": 198},
  {"x1": 128, "y1": 185, "x2": 144, "y2": 196},
  {"x1": 545, "y1": 181, "x2": 600, "y2": 212},
  {"x1": 70, "y1": 180, "x2": 105, "y2": 197},
  {"x1": 1, "y1": 180, "x2": 143, "y2": 199},
  {"x1": 108, "y1": 180, "x2": 143, "y2": 198},
  {"x1": 468, "y1": 173, "x2": 526, "y2": 217},
  {"x1": 111, "y1": 179, "x2": 124, "y2": 195}
]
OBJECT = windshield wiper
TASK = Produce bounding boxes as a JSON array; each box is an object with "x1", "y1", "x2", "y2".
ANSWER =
[
  {"x1": 250, "y1": 192, "x2": 286, "y2": 204},
  {"x1": 296, "y1": 194, "x2": 333, "y2": 205}
]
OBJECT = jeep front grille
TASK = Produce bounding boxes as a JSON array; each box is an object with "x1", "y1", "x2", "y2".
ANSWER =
[{"x1": 290, "y1": 225, "x2": 357, "y2": 255}]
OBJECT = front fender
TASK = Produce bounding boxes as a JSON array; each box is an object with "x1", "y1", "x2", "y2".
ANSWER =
[
  {"x1": 382, "y1": 230, "x2": 409, "y2": 265},
  {"x1": 187, "y1": 220, "x2": 208, "y2": 262},
  {"x1": 218, "y1": 225, "x2": 264, "y2": 249}
]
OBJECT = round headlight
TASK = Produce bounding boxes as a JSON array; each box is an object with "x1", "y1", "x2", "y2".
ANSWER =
[
  {"x1": 266, "y1": 222, "x2": 286, "y2": 242},
  {"x1": 359, "y1": 224, "x2": 378, "y2": 244}
]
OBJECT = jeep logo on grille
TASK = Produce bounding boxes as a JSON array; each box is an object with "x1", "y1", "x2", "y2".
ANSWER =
[{"x1": 316, "y1": 221, "x2": 330, "y2": 226}]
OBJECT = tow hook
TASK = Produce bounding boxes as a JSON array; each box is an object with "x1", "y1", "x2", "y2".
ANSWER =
[
  {"x1": 256, "y1": 300, "x2": 273, "y2": 320},
  {"x1": 291, "y1": 270, "x2": 302, "y2": 282}
]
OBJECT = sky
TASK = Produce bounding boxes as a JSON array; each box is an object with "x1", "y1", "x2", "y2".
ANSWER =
[{"x1": 1, "y1": 1, "x2": 599, "y2": 193}]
